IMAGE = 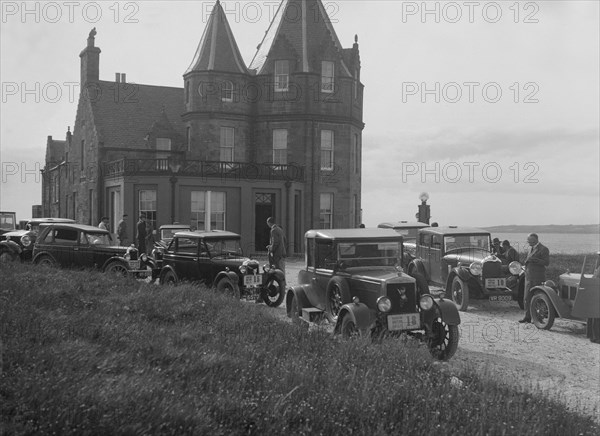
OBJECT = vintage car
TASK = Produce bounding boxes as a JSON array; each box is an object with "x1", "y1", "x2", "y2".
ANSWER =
[
  {"x1": 32, "y1": 223, "x2": 155, "y2": 277},
  {"x1": 285, "y1": 228, "x2": 461, "y2": 361},
  {"x1": 151, "y1": 224, "x2": 193, "y2": 269},
  {"x1": 528, "y1": 253, "x2": 600, "y2": 331},
  {"x1": 378, "y1": 221, "x2": 430, "y2": 267},
  {"x1": 407, "y1": 226, "x2": 525, "y2": 311},
  {"x1": 0, "y1": 217, "x2": 75, "y2": 263},
  {"x1": 0, "y1": 211, "x2": 17, "y2": 237},
  {"x1": 159, "y1": 230, "x2": 286, "y2": 307}
]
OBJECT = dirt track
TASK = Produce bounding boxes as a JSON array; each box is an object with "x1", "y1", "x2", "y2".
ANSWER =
[{"x1": 280, "y1": 260, "x2": 600, "y2": 423}]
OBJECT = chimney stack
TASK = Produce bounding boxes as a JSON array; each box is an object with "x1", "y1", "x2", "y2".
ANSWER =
[
  {"x1": 115, "y1": 73, "x2": 121, "y2": 83},
  {"x1": 80, "y1": 28, "x2": 101, "y2": 86}
]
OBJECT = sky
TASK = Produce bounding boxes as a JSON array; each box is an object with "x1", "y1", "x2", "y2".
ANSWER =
[{"x1": 1, "y1": 0, "x2": 599, "y2": 227}]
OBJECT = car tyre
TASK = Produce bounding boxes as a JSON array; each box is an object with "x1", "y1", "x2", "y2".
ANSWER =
[
  {"x1": 450, "y1": 276, "x2": 469, "y2": 311},
  {"x1": 216, "y1": 277, "x2": 241, "y2": 299},
  {"x1": 325, "y1": 277, "x2": 351, "y2": 324},
  {"x1": 261, "y1": 275, "x2": 285, "y2": 308},
  {"x1": 288, "y1": 292, "x2": 305, "y2": 327},
  {"x1": 105, "y1": 261, "x2": 129, "y2": 276},
  {"x1": 34, "y1": 254, "x2": 56, "y2": 267},
  {"x1": 412, "y1": 272, "x2": 430, "y2": 295},
  {"x1": 428, "y1": 318, "x2": 459, "y2": 361},
  {"x1": 530, "y1": 292, "x2": 555, "y2": 330},
  {"x1": 0, "y1": 250, "x2": 18, "y2": 263},
  {"x1": 160, "y1": 269, "x2": 178, "y2": 286}
]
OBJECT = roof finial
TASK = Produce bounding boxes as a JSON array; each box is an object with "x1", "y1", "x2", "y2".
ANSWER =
[
  {"x1": 87, "y1": 27, "x2": 96, "y2": 47},
  {"x1": 355, "y1": 34, "x2": 358, "y2": 44}
]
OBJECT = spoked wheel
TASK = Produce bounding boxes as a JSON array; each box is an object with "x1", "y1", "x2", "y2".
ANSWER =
[
  {"x1": 530, "y1": 293, "x2": 555, "y2": 330},
  {"x1": 325, "y1": 277, "x2": 351, "y2": 323},
  {"x1": 428, "y1": 318, "x2": 459, "y2": 361},
  {"x1": 339, "y1": 314, "x2": 368, "y2": 339},
  {"x1": 216, "y1": 277, "x2": 241, "y2": 299},
  {"x1": 450, "y1": 276, "x2": 469, "y2": 311},
  {"x1": 260, "y1": 275, "x2": 285, "y2": 307},
  {"x1": 105, "y1": 261, "x2": 128, "y2": 277}
]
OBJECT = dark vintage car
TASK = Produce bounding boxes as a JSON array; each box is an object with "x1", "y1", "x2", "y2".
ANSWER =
[
  {"x1": 285, "y1": 228, "x2": 461, "y2": 361},
  {"x1": 151, "y1": 224, "x2": 192, "y2": 269},
  {"x1": 32, "y1": 223, "x2": 155, "y2": 276},
  {"x1": 159, "y1": 230, "x2": 286, "y2": 307},
  {"x1": 407, "y1": 226, "x2": 525, "y2": 311},
  {"x1": 0, "y1": 218, "x2": 75, "y2": 263},
  {"x1": 378, "y1": 221, "x2": 430, "y2": 267}
]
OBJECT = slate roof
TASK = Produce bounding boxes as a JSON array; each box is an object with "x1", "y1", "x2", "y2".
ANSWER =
[
  {"x1": 88, "y1": 81, "x2": 185, "y2": 149},
  {"x1": 45, "y1": 137, "x2": 66, "y2": 165},
  {"x1": 185, "y1": 0, "x2": 247, "y2": 74},
  {"x1": 249, "y1": 0, "x2": 352, "y2": 76}
]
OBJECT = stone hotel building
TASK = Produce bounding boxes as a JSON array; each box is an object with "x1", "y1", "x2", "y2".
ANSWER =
[{"x1": 41, "y1": 0, "x2": 364, "y2": 253}]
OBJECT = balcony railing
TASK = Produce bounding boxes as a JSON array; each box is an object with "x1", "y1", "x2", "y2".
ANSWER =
[{"x1": 102, "y1": 158, "x2": 305, "y2": 182}]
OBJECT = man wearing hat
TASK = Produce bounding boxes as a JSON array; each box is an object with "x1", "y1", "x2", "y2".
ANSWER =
[
  {"x1": 117, "y1": 214, "x2": 129, "y2": 246},
  {"x1": 492, "y1": 238, "x2": 504, "y2": 257}
]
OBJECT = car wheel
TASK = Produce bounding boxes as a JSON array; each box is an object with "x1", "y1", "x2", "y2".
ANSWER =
[
  {"x1": 161, "y1": 269, "x2": 178, "y2": 286},
  {"x1": 428, "y1": 318, "x2": 459, "y2": 361},
  {"x1": 412, "y1": 272, "x2": 430, "y2": 295},
  {"x1": 0, "y1": 250, "x2": 17, "y2": 263},
  {"x1": 260, "y1": 275, "x2": 285, "y2": 307},
  {"x1": 530, "y1": 292, "x2": 555, "y2": 330},
  {"x1": 34, "y1": 254, "x2": 56, "y2": 267},
  {"x1": 288, "y1": 292, "x2": 305, "y2": 327},
  {"x1": 451, "y1": 276, "x2": 469, "y2": 311},
  {"x1": 216, "y1": 277, "x2": 241, "y2": 299},
  {"x1": 339, "y1": 314, "x2": 368, "y2": 339},
  {"x1": 325, "y1": 277, "x2": 351, "y2": 323},
  {"x1": 105, "y1": 261, "x2": 128, "y2": 276}
]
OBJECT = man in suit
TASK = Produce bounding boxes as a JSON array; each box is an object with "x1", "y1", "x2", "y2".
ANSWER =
[
  {"x1": 519, "y1": 233, "x2": 550, "y2": 323},
  {"x1": 266, "y1": 217, "x2": 286, "y2": 272},
  {"x1": 136, "y1": 214, "x2": 147, "y2": 254}
]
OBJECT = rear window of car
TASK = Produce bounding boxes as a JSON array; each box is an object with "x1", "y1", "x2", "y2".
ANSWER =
[{"x1": 175, "y1": 237, "x2": 199, "y2": 254}]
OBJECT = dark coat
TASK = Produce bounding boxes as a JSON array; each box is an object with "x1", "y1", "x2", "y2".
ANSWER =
[
  {"x1": 269, "y1": 224, "x2": 286, "y2": 260},
  {"x1": 524, "y1": 242, "x2": 550, "y2": 285}
]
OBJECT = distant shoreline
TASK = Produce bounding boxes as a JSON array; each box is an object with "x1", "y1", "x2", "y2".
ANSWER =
[{"x1": 482, "y1": 224, "x2": 599, "y2": 234}]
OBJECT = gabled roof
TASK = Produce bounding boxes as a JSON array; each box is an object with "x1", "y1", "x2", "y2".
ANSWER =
[
  {"x1": 87, "y1": 81, "x2": 185, "y2": 149},
  {"x1": 185, "y1": 0, "x2": 247, "y2": 74},
  {"x1": 249, "y1": 0, "x2": 352, "y2": 76}
]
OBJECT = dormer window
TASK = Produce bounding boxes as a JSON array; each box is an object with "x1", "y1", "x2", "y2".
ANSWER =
[
  {"x1": 221, "y1": 81, "x2": 233, "y2": 102},
  {"x1": 321, "y1": 61, "x2": 334, "y2": 93},
  {"x1": 156, "y1": 138, "x2": 171, "y2": 170},
  {"x1": 274, "y1": 60, "x2": 289, "y2": 92}
]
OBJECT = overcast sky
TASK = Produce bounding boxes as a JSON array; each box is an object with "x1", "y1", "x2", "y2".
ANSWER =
[{"x1": 1, "y1": 0, "x2": 598, "y2": 227}]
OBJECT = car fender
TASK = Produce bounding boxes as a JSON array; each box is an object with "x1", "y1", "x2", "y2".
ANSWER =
[
  {"x1": 530, "y1": 285, "x2": 571, "y2": 318},
  {"x1": 408, "y1": 259, "x2": 427, "y2": 278},
  {"x1": 32, "y1": 251, "x2": 57, "y2": 264},
  {"x1": 334, "y1": 302, "x2": 375, "y2": 334},
  {"x1": 0, "y1": 240, "x2": 22, "y2": 254},
  {"x1": 159, "y1": 265, "x2": 178, "y2": 281},
  {"x1": 101, "y1": 257, "x2": 129, "y2": 271},
  {"x1": 424, "y1": 297, "x2": 461, "y2": 326},
  {"x1": 265, "y1": 268, "x2": 286, "y2": 284},
  {"x1": 285, "y1": 285, "x2": 312, "y2": 317},
  {"x1": 454, "y1": 267, "x2": 471, "y2": 282},
  {"x1": 213, "y1": 270, "x2": 239, "y2": 288}
]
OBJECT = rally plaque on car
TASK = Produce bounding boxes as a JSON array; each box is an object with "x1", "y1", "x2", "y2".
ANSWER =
[
  {"x1": 485, "y1": 278, "x2": 506, "y2": 288},
  {"x1": 387, "y1": 313, "x2": 421, "y2": 331},
  {"x1": 244, "y1": 274, "x2": 262, "y2": 287}
]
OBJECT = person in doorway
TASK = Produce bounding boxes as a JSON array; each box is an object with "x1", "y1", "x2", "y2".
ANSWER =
[
  {"x1": 137, "y1": 214, "x2": 147, "y2": 253},
  {"x1": 117, "y1": 214, "x2": 128, "y2": 246},
  {"x1": 519, "y1": 233, "x2": 550, "y2": 323}
]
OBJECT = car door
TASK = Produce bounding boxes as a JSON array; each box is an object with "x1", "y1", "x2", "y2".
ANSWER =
[
  {"x1": 171, "y1": 237, "x2": 200, "y2": 282},
  {"x1": 74, "y1": 231, "x2": 95, "y2": 268},
  {"x1": 306, "y1": 239, "x2": 335, "y2": 309},
  {"x1": 51, "y1": 226, "x2": 79, "y2": 267},
  {"x1": 417, "y1": 232, "x2": 432, "y2": 279},
  {"x1": 429, "y1": 234, "x2": 444, "y2": 284}
]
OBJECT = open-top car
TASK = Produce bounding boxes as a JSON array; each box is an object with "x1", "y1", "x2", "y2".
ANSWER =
[
  {"x1": 407, "y1": 226, "x2": 525, "y2": 311},
  {"x1": 32, "y1": 223, "x2": 155, "y2": 276},
  {"x1": 378, "y1": 221, "x2": 430, "y2": 267},
  {"x1": 1, "y1": 217, "x2": 75, "y2": 263},
  {"x1": 159, "y1": 230, "x2": 286, "y2": 307},
  {"x1": 285, "y1": 228, "x2": 461, "y2": 361}
]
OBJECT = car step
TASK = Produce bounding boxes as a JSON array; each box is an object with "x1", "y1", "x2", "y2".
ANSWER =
[{"x1": 302, "y1": 308, "x2": 324, "y2": 323}]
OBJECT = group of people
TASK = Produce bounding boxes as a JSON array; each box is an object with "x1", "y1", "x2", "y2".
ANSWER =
[{"x1": 97, "y1": 214, "x2": 155, "y2": 255}]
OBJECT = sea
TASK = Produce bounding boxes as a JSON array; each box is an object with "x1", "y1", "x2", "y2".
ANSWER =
[{"x1": 492, "y1": 233, "x2": 600, "y2": 255}]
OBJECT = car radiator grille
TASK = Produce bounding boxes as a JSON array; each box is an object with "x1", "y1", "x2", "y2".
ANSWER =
[
  {"x1": 482, "y1": 261, "x2": 502, "y2": 278},
  {"x1": 386, "y1": 284, "x2": 417, "y2": 314}
]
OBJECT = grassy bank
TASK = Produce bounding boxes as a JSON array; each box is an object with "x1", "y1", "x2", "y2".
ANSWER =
[
  {"x1": 547, "y1": 253, "x2": 597, "y2": 283},
  {"x1": 1, "y1": 263, "x2": 598, "y2": 435}
]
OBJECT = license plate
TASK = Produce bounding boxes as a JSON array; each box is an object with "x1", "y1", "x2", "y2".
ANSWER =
[
  {"x1": 490, "y1": 295, "x2": 512, "y2": 302},
  {"x1": 387, "y1": 313, "x2": 421, "y2": 331},
  {"x1": 486, "y1": 278, "x2": 506, "y2": 288},
  {"x1": 128, "y1": 260, "x2": 140, "y2": 269},
  {"x1": 244, "y1": 274, "x2": 262, "y2": 287}
]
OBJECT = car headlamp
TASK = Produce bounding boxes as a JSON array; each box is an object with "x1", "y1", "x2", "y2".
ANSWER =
[
  {"x1": 239, "y1": 265, "x2": 247, "y2": 274},
  {"x1": 21, "y1": 235, "x2": 32, "y2": 247},
  {"x1": 508, "y1": 261, "x2": 522, "y2": 275},
  {"x1": 140, "y1": 253, "x2": 148, "y2": 262},
  {"x1": 419, "y1": 295, "x2": 434, "y2": 311},
  {"x1": 469, "y1": 262, "x2": 483, "y2": 276},
  {"x1": 377, "y1": 296, "x2": 392, "y2": 312}
]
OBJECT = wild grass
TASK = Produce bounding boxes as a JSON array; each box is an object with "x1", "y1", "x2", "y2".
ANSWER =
[
  {"x1": 1, "y1": 261, "x2": 598, "y2": 435},
  {"x1": 547, "y1": 253, "x2": 596, "y2": 283}
]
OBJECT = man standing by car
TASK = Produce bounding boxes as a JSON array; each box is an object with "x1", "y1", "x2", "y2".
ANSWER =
[
  {"x1": 137, "y1": 214, "x2": 147, "y2": 254},
  {"x1": 117, "y1": 214, "x2": 128, "y2": 246},
  {"x1": 501, "y1": 240, "x2": 519, "y2": 264},
  {"x1": 266, "y1": 217, "x2": 286, "y2": 273},
  {"x1": 519, "y1": 233, "x2": 550, "y2": 323}
]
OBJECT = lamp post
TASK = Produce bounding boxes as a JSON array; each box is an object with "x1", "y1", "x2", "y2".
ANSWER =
[{"x1": 417, "y1": 192, "x2": 430, "y2": 224}]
